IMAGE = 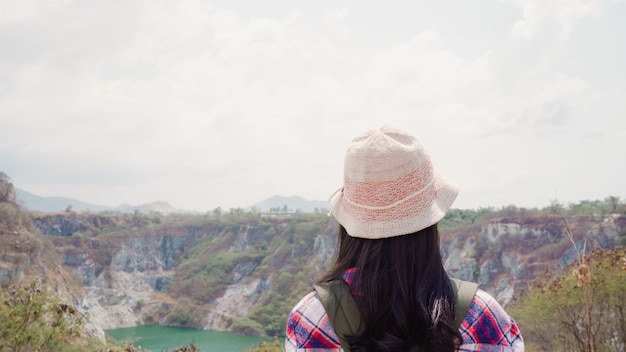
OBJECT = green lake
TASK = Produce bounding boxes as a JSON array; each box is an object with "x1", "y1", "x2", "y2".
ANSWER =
[{"x1": 105, "y1": 325, "x2": 274, "y2": 352}]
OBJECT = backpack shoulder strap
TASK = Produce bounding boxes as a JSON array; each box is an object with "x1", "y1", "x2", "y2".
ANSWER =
[
  {"x1": 314, "y1": 278, "x2": 478, "y2": 351},
  {"x1": 314, "y1": 280, "x2": 364, "y2": 352},
  {"x1": 449, "y1": 278, "x2": 478, "y2": 327}
]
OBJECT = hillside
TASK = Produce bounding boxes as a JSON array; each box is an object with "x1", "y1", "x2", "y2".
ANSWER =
[
  {"x1": 0, "y1": 176, "x2": 107, "y2": 343},
  {"x1": 31, "y1": 205, "x2": 626, "y2": 337},
  {"x1": 3, "y1": 174, "x2": 626, "y2": 339},
  {"x1": 39, "y1": 212, "x2": 335, "y2": 336}
]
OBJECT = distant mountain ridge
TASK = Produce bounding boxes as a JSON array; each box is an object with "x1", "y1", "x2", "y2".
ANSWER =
[
  {"x1": 251, "y1": 195, "x2": 329, "y2": 213},
  {"x1": 15, "y1": 188, "x2": 328, "y2": 214},
  {"x1": 15, "y1": 188, "x2": 178, "y2": 215}
]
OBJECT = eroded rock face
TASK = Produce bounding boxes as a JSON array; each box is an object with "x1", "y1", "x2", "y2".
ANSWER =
[
  {"x1": 313, "y1": 221, "x2": 338, "y2": 271},
  {"x1": 0, "y1": 176, "x2": 106, "y2": 342},
  {"x1": 110, "y1": 236, "x2": 185, "y2": 273},
  {"x1": 478, "y1": 259, "x2": 498, "y2": 286},
  {"x1": 42, "y1": 211, "x2": 624, "y2": 334},
  {"x1": 443, "y1": 216, "x2": 625, "y2": 306},
  {"x1": 444, "y1": 222, "x2": 539, "y2": 302},
  {"x1": 203, "y1": 278, "x2": 272, "y2": 331},
  {"x1": 59, "y1": 234, "x2": 187, "y2": 329},
  {"x1": 501, "y1": 252, "x2": 526, "y2": 279},
  {"x1": 33, "y1": 214, "x2": 115, "y2": 236}
]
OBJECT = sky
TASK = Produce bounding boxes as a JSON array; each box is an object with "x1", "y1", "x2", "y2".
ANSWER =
[{"x1": 1, "y1": 0, "x2": 625, "y2": 212}]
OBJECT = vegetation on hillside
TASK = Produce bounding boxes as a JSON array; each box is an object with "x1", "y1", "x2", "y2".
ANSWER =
[
  {"x1": 246, "y1": 337, "x2": 283, "y2": 352},
  {"x1": 30, "y1": 195, "x2": 626, "y2": 237},
  {"x1": 439, "y1": 195, "x2": 626, "y2": 230},
  {"x1": 0, "y1": 280, "x2": 138, "y2": 352},
  {"x1": 96, "y1": 196, "x2": 624, "y2": 343},
  {"x1": 12, "y1": 191, "x2": 625, "y2": 350},
  {"x1": 161, "y1": 211, "x2": 331, "y2": 336},
  {"x1": 30, "y1": 210, "x2": 163, "y2": 237},
  {"x1": 511, "y1": 246, "x2": 626, "y2": 352},
  {"x1": 1, "y1": 179, "x2": 140, "y2": 351}
]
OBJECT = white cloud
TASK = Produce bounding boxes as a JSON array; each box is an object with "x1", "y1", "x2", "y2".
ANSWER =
[
  {"x1": 505, "y1": 0, "x2": 613, "y2": 40},
  {"x1": 0, "y1": 0, "x2": 73, "y2": 24},
  {"x1": 0, "y1": 0, "x2": 624, "y2": 210}
]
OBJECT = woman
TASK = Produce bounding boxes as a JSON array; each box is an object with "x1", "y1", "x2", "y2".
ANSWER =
[{"x1": 285, "y1": 126, "x2": 524, "y2": 351}]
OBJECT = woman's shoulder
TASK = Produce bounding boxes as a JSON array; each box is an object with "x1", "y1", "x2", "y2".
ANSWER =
[
  {"x1": 285, "y1": 286, "x2": 524, "y2": 351},
  {"x1": 291, "y1": 291, "x2": 324, "y2": 316},
  {"x1": 285, "y1": 291, "x2": 342, "y2": 351},
  {"x1": 458, "y1": 289, "x2": 524, "y2": 350}
]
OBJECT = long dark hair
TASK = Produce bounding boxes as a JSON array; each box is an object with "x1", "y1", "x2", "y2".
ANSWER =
[{"x1": 318, "y1": 223, "x2": 460, "y2": 351}]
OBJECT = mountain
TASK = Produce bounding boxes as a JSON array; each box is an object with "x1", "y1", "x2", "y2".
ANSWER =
[
  {"x1": 251, "y1": 195, "x2": 329, "y2": 213},
  {"x1": 15, "y1": 186, "x2": 326, "y2": 215},
  {"x1": 15, "y1": 188, "x2": 112, "y2": 213},
  {"x1": 15, "y1": 188, "x2": 178, "y2": 215}
]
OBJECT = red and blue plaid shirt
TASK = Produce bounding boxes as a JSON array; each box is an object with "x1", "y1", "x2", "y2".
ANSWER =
[{"x1": 285, "y1": 271, "x2": 524, "y2": 351}]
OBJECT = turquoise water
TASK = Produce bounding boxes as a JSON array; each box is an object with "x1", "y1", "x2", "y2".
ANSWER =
[{"x1": 105, "y1": 325, "x2": 273, "y2": 352}]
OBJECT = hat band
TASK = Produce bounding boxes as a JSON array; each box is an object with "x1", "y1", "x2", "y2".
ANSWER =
[{"x1": 342, "y1": 177, "x2": 435, "y2": 210}]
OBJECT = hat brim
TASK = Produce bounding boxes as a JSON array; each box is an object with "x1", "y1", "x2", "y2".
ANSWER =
[{"x1": 329, "y1": 172, "x2": 459, "y2": 239}]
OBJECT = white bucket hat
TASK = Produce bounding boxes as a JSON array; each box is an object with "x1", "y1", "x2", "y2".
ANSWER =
[{"x1": 329, "y1": 126, "x2": 459, "y2": 239}]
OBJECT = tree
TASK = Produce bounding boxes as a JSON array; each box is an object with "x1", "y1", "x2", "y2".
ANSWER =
[
  {"x1": 606, "y1": 196, "x2": 621, "y2": 213},
  {"x1": 0, "y1": 281, "x2": 84, "y2": 352},
  {"x1": 549, "y1": 197, "x2": 564, "y2": 214},
  {"x1": 512, "y1": 247, "x2": 626, "y2": 352},
  {"x1": 0, "y1": 280, "x2": 203, "y2": 351}
]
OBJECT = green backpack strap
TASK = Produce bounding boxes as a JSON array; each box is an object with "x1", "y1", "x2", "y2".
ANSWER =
[
  {"x1": 314, "y1": 278, "x2": 478, "y2": 352},
  {"x1": 314, "y1": 280, "x2": 365, "y2": 351},
  {"x1": 450, "y1": 278, "x2": 478, "y2": 327}
]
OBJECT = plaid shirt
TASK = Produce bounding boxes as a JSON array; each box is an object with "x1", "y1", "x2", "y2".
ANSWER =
[{"x1": 285, "y1": 271, "x2": 524, "y2": 351}]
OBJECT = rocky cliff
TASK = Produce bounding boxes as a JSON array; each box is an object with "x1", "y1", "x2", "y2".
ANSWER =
[
  {"x1": 0, "y1": 176, "x2": 106, "y2": 342},
  {"x1": 441, "y1": 215, "x2": 625, "y2": 305},
  {"x1": 34, "y1": 214, "x2": 335, "y2": 335},
  {"x1": 8, "y1": 181, "x2": 625, "y2": 336},
  {"x1": 53, "y1": 232, "x2": 188, "y2": 329}
]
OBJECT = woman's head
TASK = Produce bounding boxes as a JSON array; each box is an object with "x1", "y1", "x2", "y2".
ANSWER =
[
  {"x1": 329, "y1": 125, "x2": 458, "y2": 240},
  {"x1": 321, "y1": 126, "x2": 461, "y2": 350},
  {"x1": 330, "y1": 223, "x2": 446, "y2": 282}
]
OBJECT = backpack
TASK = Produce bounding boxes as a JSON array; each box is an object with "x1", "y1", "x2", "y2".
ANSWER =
[{"x1": 314, "y1": 278, "x2": 478, "y2": 352}]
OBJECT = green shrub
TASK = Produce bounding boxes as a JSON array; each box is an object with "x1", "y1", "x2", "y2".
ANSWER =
[
  {"x1": 246, "y1": 337, "x2": 283, "y2": 352},
  {"x1": 1, "y1": 283, "x2": 75, "y2": 351},
  {"x1": 165, "y1": 303, "x2": 205, "y2": 327},
  {"x1": 0, "y1": 280, "x2": 110, "y2": 352},
  {"x1": 511, "y1": 247, "x2": 626, "y2": 352},
  {"x1": 232, "y1": 317, "x2": 265, "y2": 335},
  {"x1": 143, "y1": 313, "x2": 156, "y2": 324}
]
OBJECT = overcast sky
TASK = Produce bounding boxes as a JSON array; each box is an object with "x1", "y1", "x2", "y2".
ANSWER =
[{"x1": 1, "y1": 0, "x2": 625, "y2": 212}]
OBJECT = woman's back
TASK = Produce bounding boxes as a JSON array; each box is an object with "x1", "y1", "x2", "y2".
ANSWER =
[
  {"x1": 286, "y1": 283, "x2": 524, "y2": 351},
  {"x1": 284, "y1": 126, "x2": 524, "y2": 351},
  {"x1": 313, "y1": 225, "x2": 461, "y2": 351}
]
